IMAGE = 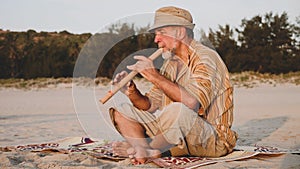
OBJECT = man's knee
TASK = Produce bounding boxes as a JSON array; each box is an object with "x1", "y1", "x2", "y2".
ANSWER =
[
  {"x1": 110, "y1": 103, "x2": 136, "y2": 122},
  {"x1": 160, "y1": 102, "x2": 196, "y2": 123},
  {"x1": 110, "y1": 107, "x2": 135, "y2": 125},
  {"x1": 158, "y1": 102, "x2": 198, "y2": 133}
]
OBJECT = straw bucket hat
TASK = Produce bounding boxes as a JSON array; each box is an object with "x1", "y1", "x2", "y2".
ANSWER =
[{"x1": 149, "y1": 6, "x2": 195, "y2": 32}]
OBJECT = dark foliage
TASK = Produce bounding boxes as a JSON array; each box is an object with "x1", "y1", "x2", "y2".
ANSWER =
[
  {"x1": 0, "y1": 12, "x2": 299, "y2": 79},
  {"x1": 208, "y1": 12, "x2": 300, "y2": 74}
]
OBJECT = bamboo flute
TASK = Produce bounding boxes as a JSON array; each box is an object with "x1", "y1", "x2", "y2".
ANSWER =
[{"x1": 100, "y1": 48, "x2": 163, "y2": 104}]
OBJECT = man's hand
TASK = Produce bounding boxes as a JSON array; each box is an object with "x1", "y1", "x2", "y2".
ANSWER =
[
  {"x1": 127, "y1": 55, "x2": 158, "y2": 81},
  {"x1": 112, "y1": 71, "x2": 136, "y2": 96},
  {"x1": 112, "y1": 70, "x2": 151, "y2": 110}
]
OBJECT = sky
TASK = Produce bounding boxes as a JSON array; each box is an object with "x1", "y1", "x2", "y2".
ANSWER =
[{"x1": 1, "y1": 0, "x2": 299, "y2": 34}]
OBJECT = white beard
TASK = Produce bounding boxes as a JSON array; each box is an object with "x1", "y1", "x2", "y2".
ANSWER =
[
  {"x1": 162, "y1": 50, "x2": 172, "y2": 60},
  {"x1": 162, "y1": 47, "x2": 176, "y2": 60}
]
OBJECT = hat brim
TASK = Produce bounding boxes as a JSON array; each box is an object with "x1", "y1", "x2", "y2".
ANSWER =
[{"x1": 148, "y1": 23, "x2": 195, "y2": 32}]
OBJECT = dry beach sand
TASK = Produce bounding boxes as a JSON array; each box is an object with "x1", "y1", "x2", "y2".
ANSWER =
[{"x1": 0, "y1": 74, "x2": 299, "y2": 168}]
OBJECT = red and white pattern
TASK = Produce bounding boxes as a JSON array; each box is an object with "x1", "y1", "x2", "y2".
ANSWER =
[{"x1": 2, "y1": 137, "x2": 299, "y2": 168}]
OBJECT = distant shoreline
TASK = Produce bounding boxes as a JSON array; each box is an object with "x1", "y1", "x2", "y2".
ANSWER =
[{"x1": 0, "y1": 71, "x2": 299, "y2": 90}]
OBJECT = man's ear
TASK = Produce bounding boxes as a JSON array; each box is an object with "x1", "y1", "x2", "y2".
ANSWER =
[{"x1": 176, "y1": 27, "x2": 187, "y2": 40}]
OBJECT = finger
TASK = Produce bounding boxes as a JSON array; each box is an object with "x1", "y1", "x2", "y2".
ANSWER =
[
  {"x1": 113, "y1": 71, "x2": 128, "y2": 84},
  {"x1": 133, "y1": 55, "x2": 149, "y2": 61},
  {"x1": 126, "y1": 80, "x2": 133, "y2": 87},
  {"x1": 112, "y1": 74, "x2": 121, "y2": 84},
  {"x1": 127, "y1": 64, "x2": 135, "y2": 71},
  {"x1": 115, "y1": 73, "x2": 121, "y2": 80},
  {"x1": 120, "y1": 71, "x2": 128, "y2": 77}
]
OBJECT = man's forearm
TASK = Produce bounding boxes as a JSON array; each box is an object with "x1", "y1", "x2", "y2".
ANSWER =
[
  {"x1": 150, "y1": 73, "x2": 199, "y2": 110},
  {"x1": 127, "y1": 82, "x2": 151, "y2": 110}
]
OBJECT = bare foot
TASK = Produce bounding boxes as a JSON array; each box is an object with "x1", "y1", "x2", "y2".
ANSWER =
[
  {"x1": 112, "y1": 141, "x2": 131, "y2": 157},
  {"x1": 127, "y1": 146, "x2": 161, "y2": 164}
]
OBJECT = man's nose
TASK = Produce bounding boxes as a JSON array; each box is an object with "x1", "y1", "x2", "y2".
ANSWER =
[{"x1": 154, "y1": 34, "x2": 160, "y2": 43}]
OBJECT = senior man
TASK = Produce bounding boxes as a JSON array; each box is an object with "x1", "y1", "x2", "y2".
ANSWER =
[{"x1": 109, "y1": 6, "x2": 238, "y2": 164}]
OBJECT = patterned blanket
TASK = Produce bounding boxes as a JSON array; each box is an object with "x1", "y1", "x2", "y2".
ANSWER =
[{"x1": 1, "y1": 137, "x2": 299, "y2": 168}]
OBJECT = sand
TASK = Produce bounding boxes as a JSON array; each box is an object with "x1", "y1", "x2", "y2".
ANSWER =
[{"x1": 0, "y1": 81, "x2": 299, "y2": 168}]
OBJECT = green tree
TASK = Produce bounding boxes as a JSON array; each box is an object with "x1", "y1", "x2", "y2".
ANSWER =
[
  {"x1": 208, "y1": 25, "x2": 239, "y2": 72},
  {"x1": 237, "y1": 12, "x2": 298, "y2": 73},
  {"x1": 96, "y1": 23, "x2": 156, "y2": 78},
  {"x1": 0, "y1": 33, "x2": 20, "y2": 77}
]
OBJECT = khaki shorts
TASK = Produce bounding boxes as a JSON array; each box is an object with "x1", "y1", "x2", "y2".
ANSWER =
[{"x1": 110, "y1": 102, "x2": 233, "y2": 157}]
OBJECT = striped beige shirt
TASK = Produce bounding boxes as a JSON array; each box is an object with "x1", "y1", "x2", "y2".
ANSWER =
[{"x1": 146, "y1": 40, "x2": 234, "y2": 128}]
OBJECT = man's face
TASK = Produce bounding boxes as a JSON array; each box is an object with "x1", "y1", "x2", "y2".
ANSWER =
[{"x1": 154, "y1": 26, "x2": 178, "y2": 52}]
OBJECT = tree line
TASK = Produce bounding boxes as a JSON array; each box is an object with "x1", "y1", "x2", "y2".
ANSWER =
[{"x1": 0, "y1": 12, "x2": 299, "y2": 79}]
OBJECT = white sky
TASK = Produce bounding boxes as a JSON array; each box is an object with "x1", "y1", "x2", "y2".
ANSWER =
[{"x1": 1, "y1": 0, "x2": 299, "y2": 34}]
